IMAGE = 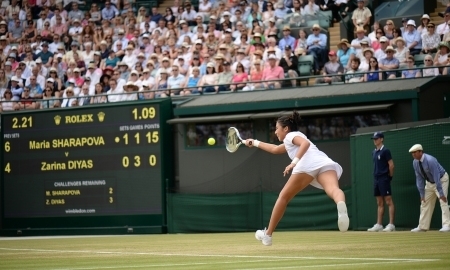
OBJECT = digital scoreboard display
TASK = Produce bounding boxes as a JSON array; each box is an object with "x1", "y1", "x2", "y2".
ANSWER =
[{"x1": 0, "y1": 100, "x2": 173, "y2": 232}]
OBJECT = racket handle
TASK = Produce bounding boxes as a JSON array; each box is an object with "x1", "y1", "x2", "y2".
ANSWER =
[{"x1": 242, "y1": 140, "x2": 252, "y2": 146}]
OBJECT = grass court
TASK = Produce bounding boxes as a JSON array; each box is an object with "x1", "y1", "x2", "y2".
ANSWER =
[{"x1": 0, "y1": 231, "x2": 448, "y2": 269}]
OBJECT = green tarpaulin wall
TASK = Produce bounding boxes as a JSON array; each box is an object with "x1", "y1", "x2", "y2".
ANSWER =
[
  {"x1": 351, "y1": 123, "x2": 450, "y2": 230},
  {"x1": 167, "y1": 189, "x2": 352, "y2": 233}
]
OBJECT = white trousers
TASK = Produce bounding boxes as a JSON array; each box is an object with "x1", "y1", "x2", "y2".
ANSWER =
[{"x1": 418, "y1": 173, "x2": 450, "y2": 230}]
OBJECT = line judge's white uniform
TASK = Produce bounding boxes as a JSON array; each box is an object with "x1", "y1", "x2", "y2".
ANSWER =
[{"x1": 284, "y1": 131, "x2": 343, "y2": 189}]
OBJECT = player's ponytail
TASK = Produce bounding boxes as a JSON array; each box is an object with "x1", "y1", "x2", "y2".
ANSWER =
[{"x1": 277, "y1": 111, "x2": 301, "y2": 132}]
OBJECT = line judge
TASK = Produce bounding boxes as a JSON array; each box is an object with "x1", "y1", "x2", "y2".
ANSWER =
[{"x1": 409, "y1": 144, "x2": 450, "y2": 232}]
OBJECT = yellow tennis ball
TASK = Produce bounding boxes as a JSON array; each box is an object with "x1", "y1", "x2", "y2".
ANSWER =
[{"x1": 208, "y1": 138, "x2": 216, "y2": 145}]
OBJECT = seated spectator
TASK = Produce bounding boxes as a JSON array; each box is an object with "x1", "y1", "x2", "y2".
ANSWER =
[
  {"x1": 279, "y1": 45, "x2": 299, "y2": 87},
  {"x1": 18, "y1": 86, "x2": 37, "y2": 110},
  {"x1": 402, "y1": 55, "x2": 422, "y2": 78},
  {"x1": 337, "y1": 38, "x2": 355, "y2": 70},
  {"x1": 229, "y1": 63, "x2": 248, "y2": 92},
  {"x1": 437, "y1": 11, "x2": 450, "y2": 38},
  {"x1": 10, "y1": 76, "x2": 23, "y2": 101},
  {"x1": 306, "y1": 24, "x2": 328, "y2": 74},
  {"x1": 379, "y1": 46, "x2": 400, "y2": 79},
  {"x1": 167, "y1": 65, "x2": 185, "y2": 96},
  {"x1": 358, "y1": 47, "x2": 373, "y2": 71},
  {"x1": 422, "y1": 54, "x2": 439, "y2": 77},
  {"x1": 368, "y1": 21, "x2": 381, "y2": 42},
  {"x1": 262, "y1": 55, "x2": 284, "y2": 89},
  {"x1": 278, "y1": 26, "x2": 296, "y2": 54},
  {"x1": 417, "y1": 14, "x2": 431, "y2": 36},
  {"x1": 364, "y1": 57, "x2": 382, "y2": 82},
  {"x1": 400, "y1": 17, "x2": 408, "y2": 35},
  {"x1": 315, "y1": 51, "x2": 344, "y2": 84},
  {"x1": 60, "y1": 87, "x2": 78, "y2": 108},
  {"x1": 433, "y1": 42, "x2": 450, "y2": 68},
  {"x1": 383, "y1": 20, "x2": 396, "y2": 41},
  {"x1": 0, "y1": 90, "x2": 18, "y2": 112},
  {"x1": 243, "y1": 59, "x2": 264, "y2": 91},
  {"x1": 371, "y1": 28, "x2": 385, "y2": 51},
  {"x1": 403, "y1": 20, "x2": 422, "y2": 56},
  {"x1": 295, "y1": 29, "x2": 308, "y2": 51},
  {"x1": 214, "y1": 61, "x2": 233, "y2": 92},
  {"x1": 198, "y1": 62, "x2": 218, "y2": 93},
  {"x1": 78, "y1": 85, "x2": 91, "y2": 106},
  {"x1": 319, "y1": 0, "x2": 339, "y2": 23},
  {"x1": 106, "y1": 79, "x2": 124, "y2": 103},
  {"x1": 355, "y1": 40, "x2": 370, "y2": 62},
  {"x1": 390, "y1": 28, "x2": 402, "y2": 47},
  {"x1": 374, "y1": 36, "x2": 389, "y2": 62},
  {"x1": 303, "y1": 0, "x2": 320, "y2": 16},
  {"x1": 345, "y1": 57, "x2": 364, "y2": 83},
  {"x1": 41, "y1": 86, "x2": 59, "y2": 109},
  {"x1": 121, "y1": 81, "x2": 139, "y2": 101},
  {"x1": 393, "y1": 37, "x2": 409, "y2": 68},
  {"x1": 180, "y1": 67, "x2": 202, "y2": 95},
  {"x1": 351, "y1": 27, "x2": 371, "y2": 56},
  {"x1": 422, "y1": 22, "x2": 440, "y2": 55}
]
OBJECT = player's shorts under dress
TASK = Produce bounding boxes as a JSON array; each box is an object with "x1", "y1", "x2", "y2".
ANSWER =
[{"x1": 283, "y1": 131, "x2": 343, "y2": 189}]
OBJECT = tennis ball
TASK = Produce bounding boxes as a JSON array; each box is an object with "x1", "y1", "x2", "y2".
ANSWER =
[{"x1": 208, "y1": 138, "x2": 216, "y2": 145}]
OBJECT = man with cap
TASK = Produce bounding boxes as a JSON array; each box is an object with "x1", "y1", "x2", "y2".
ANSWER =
[
  {"x1": 177, "y1": 20, "x2": 194, "y2": 46},
  {"x1": 214, "y1": 61, "x2": 233, "y2": 92},
  {"x1": 352, "y1": 0, "x2": 371, "y2": 33},
  {"x1": 367, "y1": 132, "x2": 395, "y2": 232},
  {"x1": 36, "y1": 42, "x2": 53, "y2": 67},
  {"x1": 278, "y1": 26, "x2": 296, "y2": 54},
  {"x1": 262, "y1": 54, "x2": 284, "y2": 89},
  {"x1": 68, "y1": 19, "x2": 83, "y2": 38},
  {"x1": 351, "y1": 26, "x2": 371, "y2": 55},
  {"x1": 315, "y1": 50, "x2": 344, "y2": 84},
  {"x1": 26, "y1": 75, "x2": 44, "y2": 99},
  {"x1": 279, "y1": 45, "x2": 299, "y2": 87},
  {"x1": 403, "y1": 20, "x2": 422, "y2": 56},
  {"x1": 112, "y1": 30, "x2": 129, "y2": 52},
  {"x1": 85, "y1": 63, "x2": 103, "y2": 85},
  {"x1": 409, "y1": 144, "x2": 450, "y2": 232},
  {"x1": 374, "y1": 36, "x2": 389, "y2": 62},
  {"x1": 10, "y1": 76, "x2": 23, "y2": 101},
  {"x1": 306, "y1": 24, "x2": 328, "y2": 74},
  {"x1": 379, "y1": 46, "x2": 399, "y2": 79}
]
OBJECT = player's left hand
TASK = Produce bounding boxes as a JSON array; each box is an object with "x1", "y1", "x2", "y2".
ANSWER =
[{"x1": 283, "y1": 163, "x2": 295, "y2": 177}]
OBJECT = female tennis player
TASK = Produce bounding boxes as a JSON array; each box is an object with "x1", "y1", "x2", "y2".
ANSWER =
[{"x1": 245, "y1": 111, "x2": 349, "y2": 246}]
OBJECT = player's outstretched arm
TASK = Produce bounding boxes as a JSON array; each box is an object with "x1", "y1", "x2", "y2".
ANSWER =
[{"x1": 245, "y1": 139, "x2": 286, "y2": 154}]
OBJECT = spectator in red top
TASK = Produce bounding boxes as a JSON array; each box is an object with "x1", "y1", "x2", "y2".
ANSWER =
[{"x1": 262, "y1": 54, "x2": 285, "y2": 89}]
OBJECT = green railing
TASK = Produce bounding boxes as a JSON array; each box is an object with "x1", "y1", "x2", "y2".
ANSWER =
[{"x1": 2, "y1": 64, "x2": 449, "y2": 111}]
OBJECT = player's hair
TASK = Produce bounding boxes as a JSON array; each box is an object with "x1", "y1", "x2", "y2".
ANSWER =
[{"x1": 277, "y1": 111, "x2": 301, "y2": 132}]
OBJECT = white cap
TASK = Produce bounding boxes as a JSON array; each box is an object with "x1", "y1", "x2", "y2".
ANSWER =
[
  {"x1": 268, "y1": 54, "x2": 277, "y2": 60},
  {"x1": 409, "y1": 144, "x2": 423, "y2": 153},
  {"x1": 407, "y1": 19, "x2": 416, "y2": 27},
  {"x1": 11, "y1": 76, "x2": 20, "y2": 82},
  {"x1": 73, "y1": 68, "x2": 80, "y2": 73},
  {"x1": 56, "y1": 53, "x2": 63, "y2": 58},
  {"x1": 35, "y1": 58, "x2": 42, "y2": 63},
  {"x1": 223, "y1": 11, "x2": 231, "y2": 17},
  {"x1": 47, "y1": 78, "x2": 55, "y2": 83},
  {"x1": 421, "y1": 14, "x2": 430, "y2": 20},
  {"x1": 379, "y1": 36, "x2": 389, "y2": 42}
]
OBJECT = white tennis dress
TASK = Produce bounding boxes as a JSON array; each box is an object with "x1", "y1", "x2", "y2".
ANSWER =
[{"x1": 283, "y1": 131, "x2": 343, "y2": 189}]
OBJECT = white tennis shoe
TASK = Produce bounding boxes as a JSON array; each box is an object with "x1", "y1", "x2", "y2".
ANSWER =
[
  {"x1": 255, "y1": 228, "x2": 272, "y2": 246},
  {"x1": 382, "y1": 224, "x2": 395, "y2": 232},
  {"x1": 367, "y1": 224, "x2": 384, "y2": 232},
  {"x1": 337, "y1": 201, "x2": 349, "y2": 232},
  {"x1": 411, "y1": 227, "x2": 426, "y2": 232},
  {"x1": 439, "y1": 226, "x2": 450, "y2": 232}
]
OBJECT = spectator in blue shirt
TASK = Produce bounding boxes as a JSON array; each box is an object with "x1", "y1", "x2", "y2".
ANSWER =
[
  {"x1": 36, "y1": 42, "x2": 53, "y2": 67},
  {"x1": 102, "y1": 1, "x2": 119, "y2": 21},
  {"x1": 408, "y1": 144, "x2": 450, "y2": 232},
  {"x1": 306, "y1": 24, "x2": 328, "y2": 74},
  {"x1": 278, "y1": 26, "x2": 296, "y2": 54},
  {"x1": 336, "y1": 38, "x2": 355, "y2": 70},
  {"x1": 379, "y1": 46, "x2": 399, "y2": 79},
  {"x1": 151, "y1": 7, "x2": 163, "y2": 23},
  {"x1": 403, "y1": 20, "x2": 422, "y2": 56}
]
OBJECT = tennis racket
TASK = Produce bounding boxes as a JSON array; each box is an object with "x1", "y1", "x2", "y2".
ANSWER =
[{"x1": 226, "y1": 127, "x2": 252, "y2": 153}]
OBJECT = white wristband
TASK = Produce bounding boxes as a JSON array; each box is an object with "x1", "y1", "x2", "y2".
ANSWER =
[
  {"x1": 253, "y1": 140, "x2": 260, "y2": 148},
  {"x1": 291, "y1": 157, "x2": 300, "y2": 165}
]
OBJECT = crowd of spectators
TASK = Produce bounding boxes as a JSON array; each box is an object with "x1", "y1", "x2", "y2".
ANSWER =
[{"x1": 0, "y1": 0, "x2": 449, "y2": 112}]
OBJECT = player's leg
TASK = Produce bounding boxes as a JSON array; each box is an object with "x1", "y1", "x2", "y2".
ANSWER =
[
  {"x1": 316, "y1": 170, "x2": 349, "y2": 232},
  {"x1": 266, "y1": 173, "x2": 314, "y2": 235}
]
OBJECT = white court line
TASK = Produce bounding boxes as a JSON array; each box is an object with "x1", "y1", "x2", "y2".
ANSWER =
[
  {"x1": 50, "y1": 259, "x2": 293, "y2": 270},
  {"x1": 0, "y1": 248, "x2": 439, "y2": 262},
  {"x1": 237, "y1": 260, "x2": 421, "y2": 270}
]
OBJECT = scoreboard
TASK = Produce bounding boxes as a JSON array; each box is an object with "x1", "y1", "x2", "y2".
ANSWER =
[{"x1": 0, "y1": 100, "x2": 173, "y2": 234}]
